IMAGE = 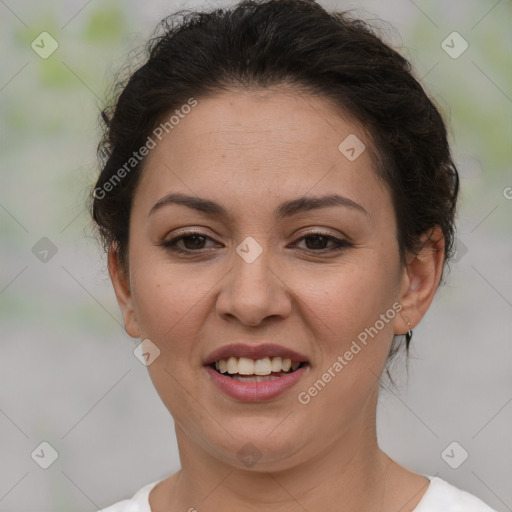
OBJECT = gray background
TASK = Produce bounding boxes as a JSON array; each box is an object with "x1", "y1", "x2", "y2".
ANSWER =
[{"x1": 1, "y1": 0, "x2": 511, "y2": 510}]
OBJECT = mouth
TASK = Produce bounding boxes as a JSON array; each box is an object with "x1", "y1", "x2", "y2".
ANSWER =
[
  {"x1": 203, "y1": 343, "x2": 310, "y2": 402},
  {"x1": 208, "y1": 356, "x2": 308, "y2": 382}
]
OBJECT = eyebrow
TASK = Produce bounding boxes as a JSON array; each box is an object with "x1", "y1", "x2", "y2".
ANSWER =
[{"x1": 148, "y1": 192, "x2": 369, "y2": 219}]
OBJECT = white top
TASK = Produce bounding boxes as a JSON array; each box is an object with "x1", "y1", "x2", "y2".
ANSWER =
[{"x1": 97, "y1": 474, "x2": 497, "y2": 511}]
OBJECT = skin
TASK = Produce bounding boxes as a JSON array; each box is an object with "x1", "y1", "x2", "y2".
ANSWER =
[{"x1": 109, "y1": 87, "x2": 445, "y2": 511}]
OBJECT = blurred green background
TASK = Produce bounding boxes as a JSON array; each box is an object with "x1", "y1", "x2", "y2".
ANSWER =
[{"x1": 1, "y1": 0, "x2": 511, "y2": 510}]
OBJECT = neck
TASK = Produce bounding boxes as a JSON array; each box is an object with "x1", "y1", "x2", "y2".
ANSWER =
[{"x1": 165, "y1": 403, "x2": 391, "y2": 511}]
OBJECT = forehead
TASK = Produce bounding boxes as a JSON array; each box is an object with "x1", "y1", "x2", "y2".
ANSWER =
[
  {"x1": 157, "y1": 87, "x2": 366, "y2": 155},
  {"x1": 135, "y1": 88, "x2": 388, "y2": 217}
]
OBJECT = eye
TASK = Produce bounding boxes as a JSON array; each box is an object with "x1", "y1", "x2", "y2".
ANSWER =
[
  {"x1": 159, "y1": 230, "x2": 352, "y2": 256},
  {"x1": 160, "y1": 232, "x2": 216, "y2": 254},
  {"x1": 293, "y1": 231, "x2": 352, "y2": 253}
]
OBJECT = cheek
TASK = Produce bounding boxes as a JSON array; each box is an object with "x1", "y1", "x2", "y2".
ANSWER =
[
  {"x1": 130, "y1": 238, "x2": 400, "y2": 362},
  {"x1": 135, "y1": 278, "x2": 197, "y2": 331},
  {"x1": 132, "y1": 254, "x2": 398, "y2": 339},
  {"x1": 296, "y1": 259, "x2": 399, "y2": 338},
  {"x1": 129, "y1": 256, "x2": 223, "y2": 361},
  {"x1": 294, "y1": 266, "x2": 399, "y2": 422}
]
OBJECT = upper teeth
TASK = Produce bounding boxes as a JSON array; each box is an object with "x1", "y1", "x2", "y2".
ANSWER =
[{"x1": 215, "y1": 356, "x2": 301, "y2": 375}]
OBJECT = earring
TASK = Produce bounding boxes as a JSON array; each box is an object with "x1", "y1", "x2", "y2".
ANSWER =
[{"x1": 405, "y1": 322, "x2": 413, "y2": 344}]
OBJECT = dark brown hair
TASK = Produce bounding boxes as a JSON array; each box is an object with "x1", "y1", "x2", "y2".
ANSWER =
[{"x1": 90, "y1": 0, "x2": 459, "y2": 364}]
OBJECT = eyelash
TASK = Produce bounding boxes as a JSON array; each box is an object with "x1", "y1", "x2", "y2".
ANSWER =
[{"x1": 159, "y1": 230, "x2": 352, "y2": 256}]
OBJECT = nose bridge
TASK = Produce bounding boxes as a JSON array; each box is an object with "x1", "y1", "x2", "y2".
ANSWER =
[
  {"x1": 217, "y1": 235, "x2": 291, "y2": 325},
  {"x1": 232, "y1": 235, "x2": 276, "y2": 303}
]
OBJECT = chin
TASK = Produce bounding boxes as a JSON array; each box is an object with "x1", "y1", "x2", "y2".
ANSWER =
[{"x1": 199, "y1": 419, "x2": 308, "y2": 470}]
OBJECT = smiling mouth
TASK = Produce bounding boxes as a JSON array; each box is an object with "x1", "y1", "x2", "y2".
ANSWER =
[{"x1": 209, "y1": 356, "x2": 308, "y2": 382}]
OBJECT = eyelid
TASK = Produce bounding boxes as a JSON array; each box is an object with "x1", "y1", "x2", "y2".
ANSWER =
[
  {"x1": 164, "y1": 226, "x2": 347, "y2": 241},
  {"x1": 160, "y1": 228, "x2": 352, "y2": 255}
]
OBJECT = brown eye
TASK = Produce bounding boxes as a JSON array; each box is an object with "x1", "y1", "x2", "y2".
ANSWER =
[
  {"x1": 294, "y1": 232, "x2": 352, "y2": 253},
  {"x1": 160, "y1": 231, "x2": 352, "y2": 256},
  {"x1": 179, "y1": 234, "x2": 208, "y2": 250},
  {"x1": 161, "y1": 232, "x2": 216, "y2": 254}
]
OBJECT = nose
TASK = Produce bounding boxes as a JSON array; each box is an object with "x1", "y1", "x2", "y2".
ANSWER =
[{"x1": 215, "y1": 243, "x2": 292, "y2": 327}]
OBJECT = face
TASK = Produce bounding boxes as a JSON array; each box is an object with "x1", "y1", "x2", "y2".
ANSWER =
[{"x1": 110, "y1": 88, "x2": 439, "y2": 471}]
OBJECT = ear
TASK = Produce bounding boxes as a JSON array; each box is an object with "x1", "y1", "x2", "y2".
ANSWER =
[
  {"x1": 108, "y1": 245, "x2": 140, "y2": 339},
  {"x1": 394, "y1": 226, "x2": 445, "y2": 335}
]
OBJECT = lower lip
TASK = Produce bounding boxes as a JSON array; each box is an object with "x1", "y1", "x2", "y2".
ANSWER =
[{"x1": 204, "y1": 365, "x2": 308, "y2": 402}]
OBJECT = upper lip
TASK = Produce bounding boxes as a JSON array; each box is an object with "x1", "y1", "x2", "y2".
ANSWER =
[{"x1": 203, "y1": 343, "x2": 309, "y2": 366}]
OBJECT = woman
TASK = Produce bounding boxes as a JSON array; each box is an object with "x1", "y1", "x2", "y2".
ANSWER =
[{"x1": 91, "y1": 0, "x2": 497, "y2": 510}]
